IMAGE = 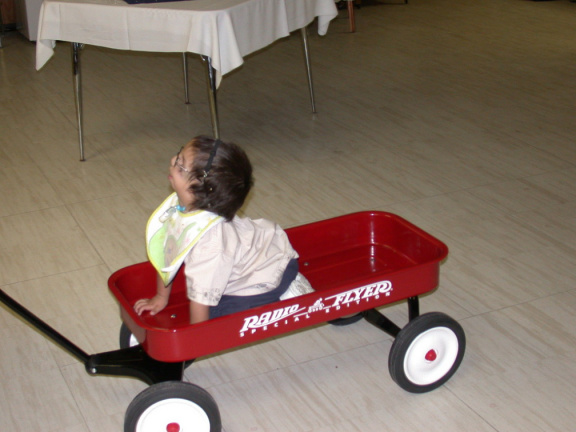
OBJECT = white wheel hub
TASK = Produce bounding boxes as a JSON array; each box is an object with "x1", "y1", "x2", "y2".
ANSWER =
[
  {"x1": 403, "y1": 327, "x2": 459, "y2": 385},
  {"x1": 129, "y1": 334, "x2": 139, "y2": 347},
  {"x1": 136, "y1": 398, "x2": 210, "y2": 432}
]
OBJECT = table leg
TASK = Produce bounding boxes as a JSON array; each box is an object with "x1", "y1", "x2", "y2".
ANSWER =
[
  {"x1": 72, "y1": 43, "x2": 85, "y2": 161},
  {"x1": 300, "y1": 27, "x2": 316, "y2": 113},
  {"x1": 182, "y1": 53, "x2": 190, "y2": 104},
  {"x1": 202, "y1": 55, "x2": 220, "y2": 139}
]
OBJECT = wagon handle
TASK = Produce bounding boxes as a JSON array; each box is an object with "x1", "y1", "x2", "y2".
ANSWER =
[
  {"x1": 0, "y1": 288, "x2": 90, "y2": 363},
  {"x1": 0, "y1": 288, "x2": 186, "y2": 385}
]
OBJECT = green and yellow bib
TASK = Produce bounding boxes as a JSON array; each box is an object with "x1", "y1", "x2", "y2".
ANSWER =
[{"x1": 146, "y1": 193, "x2": 223, "y2": 285}]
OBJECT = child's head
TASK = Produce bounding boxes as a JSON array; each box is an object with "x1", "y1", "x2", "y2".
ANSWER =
[{"x1": 182, "y1": 136, "x2": 253, "y2": 221}]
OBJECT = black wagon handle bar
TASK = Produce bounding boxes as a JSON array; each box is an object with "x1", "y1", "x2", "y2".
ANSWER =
[{"x1": 0, "y1": 288, "x2": 90, "y2": 363}]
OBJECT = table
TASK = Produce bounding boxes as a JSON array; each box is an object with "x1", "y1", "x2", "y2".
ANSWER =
[{"x1": 35, "y1": 0, "x2": 338, "y2": 160}]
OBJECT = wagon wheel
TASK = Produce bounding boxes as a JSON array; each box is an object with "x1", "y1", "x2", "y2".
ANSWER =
[
  {"x1": 119, "y1": 322, "x2": 140, "y2": 349},
  {"x1": 328, "y1": 313, "x2": 363, "y2": 326},
  {"x1": 124, "y1": 381, "x2": 221, "y2": 432},
  {"x1": 388, "y1": 312, "x2": 465, "y2": 393},
  {"x1": 119, "y1": 323, "x2": 195, "y2": 368}
]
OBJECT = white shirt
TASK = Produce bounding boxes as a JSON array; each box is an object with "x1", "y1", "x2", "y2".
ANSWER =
[{"x1": 184, "y1": 216, "x2": 298, "y2": 306}]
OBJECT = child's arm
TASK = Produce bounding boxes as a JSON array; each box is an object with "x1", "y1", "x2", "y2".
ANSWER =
[
  {"x1": 189, "y1": 300, "x2": 210, "y2": 324},
  {"x1": 134, "y1": 275, "x2": 171, "y2": 316}
]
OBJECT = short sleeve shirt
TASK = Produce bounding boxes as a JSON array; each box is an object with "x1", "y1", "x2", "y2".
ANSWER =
[{"x1": 184, "y1": 216, "x2": 298, "y2": 306}]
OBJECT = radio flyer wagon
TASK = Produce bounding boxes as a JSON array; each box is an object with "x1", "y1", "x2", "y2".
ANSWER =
[{"x1": 0, "y1": 211, "x2": 465, "y2": 432}]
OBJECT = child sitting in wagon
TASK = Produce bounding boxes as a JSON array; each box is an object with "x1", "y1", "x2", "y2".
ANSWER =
[{"x1": 134, "y1": 136, "x2": 311, "y2": 323}]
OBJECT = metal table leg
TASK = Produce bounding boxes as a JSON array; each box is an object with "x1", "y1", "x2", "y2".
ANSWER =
[
  {"x1": 300, "y1": 27, "x2": 317, "y2": 113},
  {"x1": 182, "y1": 52, "x2": 190, "y2": 104},
  {"x1": 202, "y1": 55, "x2": 220, "y2": 139},
  {"x1": 72, "y1": 43, "x2": 85, "y2": 161},
  {"x1": 70, "y1": 38, "x2": 314, "y2": 157}
]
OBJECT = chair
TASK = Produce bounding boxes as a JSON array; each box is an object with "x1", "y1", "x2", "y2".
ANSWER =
[
  {"x1": 340, "y1": 0, "x2": 408, "y2": 34},
  {"x1": 0, "y1": 3, "x2": 5, "y2": 48}
]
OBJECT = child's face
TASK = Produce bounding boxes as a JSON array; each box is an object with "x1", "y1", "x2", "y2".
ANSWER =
[{"x1": 169, "y1": 145, "x2": 196, "y2": 209}]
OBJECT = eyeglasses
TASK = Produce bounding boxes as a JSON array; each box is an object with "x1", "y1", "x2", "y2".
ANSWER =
[{"x1": 173, "y1": 147, "x2": 191, "y2": 173}]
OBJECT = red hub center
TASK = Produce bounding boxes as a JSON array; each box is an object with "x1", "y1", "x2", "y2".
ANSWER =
[
  {"x1": 425, "y1": 349, "x2": 437, "y2": 362},
  {"x1": 167, "y1": 423, "x2": 181, "y2": 432}
]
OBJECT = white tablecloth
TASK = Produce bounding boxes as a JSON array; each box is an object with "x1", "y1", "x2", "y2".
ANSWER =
[{"x1": 36, "y1": 0, "x2": 338, "y2": 77}]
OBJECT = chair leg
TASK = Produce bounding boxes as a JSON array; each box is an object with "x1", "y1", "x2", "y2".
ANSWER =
[
  {"x1": 347, "y1": 1, "x2": 356, "y2": 33},
  {"x1": 0, "y1": 6, "x2": 4, "y2": 48}
]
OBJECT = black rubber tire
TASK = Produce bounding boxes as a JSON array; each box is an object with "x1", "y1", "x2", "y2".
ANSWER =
[
  {"x1": 388, "y1": 312, "x2": 465, "y2": 393},
  {"x1": 328, "y1": 313, "x2": 363, "y2": 326},
  {"x1": 119, "y1": 322, "x2": 139, "y2": 349},
  {"x1": 119, "y1": 323, "x2": 195, "y2": 368},
  {"x1": 124, "y1": 381, "x2": 221, "y2": 432}
]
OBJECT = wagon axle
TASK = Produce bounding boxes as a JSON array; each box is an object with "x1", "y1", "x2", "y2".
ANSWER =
[{"x1": 426, "y1": 349, "x2": 438, "y2": 362}]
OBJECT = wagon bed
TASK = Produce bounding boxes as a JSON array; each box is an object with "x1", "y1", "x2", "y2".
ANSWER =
[{"x1": 109, "y1": 211, "x2": 448, "y2": 362}]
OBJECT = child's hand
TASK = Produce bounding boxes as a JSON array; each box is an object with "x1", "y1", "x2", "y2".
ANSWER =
[{"x1": 134, "y1": 295, "x2": 169, "y2": 316}]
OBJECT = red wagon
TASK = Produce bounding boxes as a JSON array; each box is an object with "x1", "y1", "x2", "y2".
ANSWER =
[{"x1": 0, "y1": 211, "x2": 465, "y2": 432}]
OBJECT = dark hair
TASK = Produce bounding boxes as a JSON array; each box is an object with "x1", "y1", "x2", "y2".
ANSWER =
[{"x1": 186, "y1": 136, "x2": 253, "y2": 221}]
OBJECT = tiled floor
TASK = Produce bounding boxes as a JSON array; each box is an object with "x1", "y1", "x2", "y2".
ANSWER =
[{"x1": 1, "y1": 0, "x2": 576, "y2": 430}]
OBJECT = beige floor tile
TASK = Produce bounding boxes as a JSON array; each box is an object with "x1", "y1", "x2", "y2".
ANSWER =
[
  {"x1": 0, "y1": 134, "x2": 40, "y2": 167},
  {"x1": 271, "y1": 321, "x2": 390, "y2": 364},
  {"x1": 2, "y1": 265, "x2": 117, "y2": 322},
  {"x1": 1, "y1": 268, "x2": 122, "y2": 369},
  {"x1": 450, "y1": 293, "x2": 576, "y2": 431},
  {"x1": 0, "y1": 366, "x2": 85, "y2": 431},
  {"x1": 61, "y1": 362, "x2": 148, "y2": 425},
  {"x1": 0, "y1": 95, "x2": 78, "y2": 143},
  {"x1": 85, "y1": 413, "x2": 125, "y2": 432},
  {"x1": 0, "y1": 156, "x2": 63, "y2": 217},
  {"x1": 2, "y1": 0, "x2": 576, "y2": 430},
  {"x1": 61, "y1": 424, "x2": 92, "y2": 432},
  {"x1": 311, "y1": 395, "x2": 497, "y2": 432},
  {"x1": 209, "y1": 340, "x2": 479, "y2": 431},
  {"x1": 0, "y1": 207, "x2": 103, "y2": 285},
  {"x1": 184, "y1": 338, "x2": 297, "y2": 388},
  {"x1": 67, "y1": 192, "x2": 154, "y2": 270},
  {"x1": 26, "y1": 139, "x2": 138, "y2": 204},
  {"x1": 0, "y1": 311, "x2": 59, "y2": 375}
]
